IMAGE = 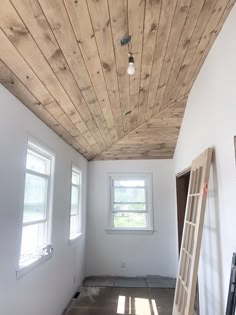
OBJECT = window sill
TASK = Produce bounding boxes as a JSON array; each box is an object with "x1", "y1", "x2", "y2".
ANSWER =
[
  {"x1": 16, "y1": 251, "x2": 53, "y2": 280},
  {"x1": 106, "y1": 228, "x2": 154, "y2": 235},
  {"x1": 69, "y1": 233, "x2": 83, "y2": 246}
]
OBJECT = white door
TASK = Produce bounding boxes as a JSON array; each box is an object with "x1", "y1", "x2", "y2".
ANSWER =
[{"x1": 173, "y1": 148, "x2": 213, "y2": 315}]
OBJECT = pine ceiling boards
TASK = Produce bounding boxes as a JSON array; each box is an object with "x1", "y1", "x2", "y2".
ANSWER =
[{"x1": 0, "y1": 0, "x2": 235, "y2": 160}]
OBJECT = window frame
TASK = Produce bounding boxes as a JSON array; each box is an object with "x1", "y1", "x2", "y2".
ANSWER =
[
  {"x1": 17, "y1": 140, "x2": 55, "y2": 278},
  {"x1": 108, "y1": 173, "x2": 154, "y2": 233},
  {"x1": 69, "y1": 166, "x2": 82, "y2": 241}
]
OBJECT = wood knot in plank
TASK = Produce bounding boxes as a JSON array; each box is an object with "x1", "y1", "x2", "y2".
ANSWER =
[
  {"x1": 50, "y1": 48, "x2": 62, "y2": 60},
  {"x1": 52, "y1": 23, "x2": 62, "y2": 31},
  {"x1": 150, "y1": 23, "x2": 157, "y2": 32},
  {"x1": 125, "y1": 110, "x2": 131, "y2": 116},
  {"x1": 149, "y1": 0, "x2": 160, "y2": 5},
  {"x1": 9, "y1": 25, "x2": 29, "y2": 40},
  {"x1": 102, "y1": 62, "x2": 111, "y2": 72},
  {"x1": 180, "y1": 64, "x2": 187, "y2": 71},
  {"x1": 180, "y1": 5, "x2": 188, "y2": 13},
  {"x1": 158, "y1": 83, "x2": 165, "y2": 89},
  {"x1": 183, "y1": 38, "x2": 190, "y2": 49}
]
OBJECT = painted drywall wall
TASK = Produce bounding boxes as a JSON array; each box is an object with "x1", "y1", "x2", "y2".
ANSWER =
[
  {"x1": 86, "y1": 160, "x2": 178, "y2": 277},
  {"x1": 174, "y1": 5, "x2": 236, "y2": 315},
  {"x1": 0, "y1": 85, "x2": 87, "y2": 315}
]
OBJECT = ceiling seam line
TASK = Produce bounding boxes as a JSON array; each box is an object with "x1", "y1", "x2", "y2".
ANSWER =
[{"x1": 62, "y1": 0, "x2": 117, "y2": 145}]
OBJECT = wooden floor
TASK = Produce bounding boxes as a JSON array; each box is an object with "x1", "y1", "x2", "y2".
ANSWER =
[{"x1": 65, "y1": 287, "x2": 174, "y2": 315}]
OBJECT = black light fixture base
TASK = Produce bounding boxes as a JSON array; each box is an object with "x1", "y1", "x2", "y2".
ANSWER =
[
  {"x1": 128, "y1": 55, "x2": 134, "y2": 63},
  {"x1": 120, "y1": 35, "x2": 132, "y2": 46}
]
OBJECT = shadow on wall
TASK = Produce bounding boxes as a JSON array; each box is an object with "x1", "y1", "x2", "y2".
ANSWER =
[{"x1": 199, "y1": 151, "x2": 224, "y2": 315}]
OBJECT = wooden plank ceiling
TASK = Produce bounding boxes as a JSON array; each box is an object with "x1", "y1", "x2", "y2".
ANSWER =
[{"x1": 0, "y1": 0, "x2": 234, "y2": 160}]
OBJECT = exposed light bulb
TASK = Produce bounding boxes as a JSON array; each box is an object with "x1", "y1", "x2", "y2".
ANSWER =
[{"x1": 127, "y1": 55, "x2": 135, "y2": 75}]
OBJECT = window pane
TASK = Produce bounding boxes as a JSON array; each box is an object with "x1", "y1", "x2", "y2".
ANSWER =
[
  {"x1": 114, "y1": 187, "x2": 145, "y2": 203},
  {"x1": 71, "y1": 185, "x2": 79, "y2": 215},
  {"x1": 20, "y1": 223, "x2": 46, "y2": 265},
  {"x1": 70, "y1": 169, "x2": 81, "y2": 239},
  {"x1": 114, "y1": 203, "x2": 146, "y2": 211},
  {"x1": 113, "y1": 213, "x2": 147, "y2": 228},
  {"x1": 72, "y1": 171, "x2": 80, "y2": 185},
  {"x1": 26, "y1": 150, "x2": 50, "y2": 175},
  {"x1": 114, "y1": 180, "x2": 145, "y2": 187},
  {"x1": 23, "y1": 173, "x2": 48, "y2": 223},
  {"x1": 70, "y1": 215, "x2": 79, "y2": 238}
]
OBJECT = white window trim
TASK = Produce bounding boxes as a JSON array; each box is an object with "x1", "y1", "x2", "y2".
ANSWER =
[
  {"x1": 107, "y1": 173, "x2": 154, "y2": 233},
  {"x1": 17, "y1": 140, "x2": 55, "y2": 278},
  {"x1": 69, "y1": 166, "x2": 82, "y2": 242}
]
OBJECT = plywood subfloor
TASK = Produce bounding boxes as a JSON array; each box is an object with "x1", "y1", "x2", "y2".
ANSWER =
[{"x1": 65, "y1": 287, "x2": 175, "y2": 315}]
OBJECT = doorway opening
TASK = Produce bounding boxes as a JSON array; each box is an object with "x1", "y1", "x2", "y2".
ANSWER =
[
  {"x1": 176, "y1": 168, "x2": 200, "y2": 315},
  {"x1": 176, "y1": 168, "x2": 190, "y2": 253}
]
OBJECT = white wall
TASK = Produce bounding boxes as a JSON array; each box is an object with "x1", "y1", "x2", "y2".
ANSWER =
[
  {"x1": 174, "y1": 5, "x2": 236, "y2": 315},
  {"x1": 0, "y1": 85, "x2": 87, "y2": 315},
  {"x1": 86, "y1": 160, "x2": 178, "y2": 278}
]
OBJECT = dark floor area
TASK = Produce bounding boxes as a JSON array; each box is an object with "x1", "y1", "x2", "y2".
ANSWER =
[{"x1": 65, "y1": 287, "x2": 174, "y2": 315}]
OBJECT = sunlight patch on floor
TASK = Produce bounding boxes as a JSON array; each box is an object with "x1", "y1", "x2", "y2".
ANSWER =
[
  {"x1": 117, "y1": 295, "x2": 126, "y2": 314},
  {"x1": 151, "y1": 299, "x2": 159, "y2": 315},
  {"x1": 135, "y1": 298, "x2": 151, "y2": 315},
  {"x1": 117, "y1": 296, "x2": 159, "y2": 315}
]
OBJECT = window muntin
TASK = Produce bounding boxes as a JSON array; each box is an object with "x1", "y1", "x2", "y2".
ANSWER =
[
  {"x1": 19, "y1": 142, "x2": 54, "y2": 268},
  {"x1": 69, "y1": 168, "x2": 81, "y2": 240},
  {"x1": 110, "y1": 175, "x2": 153, "y2": 230}
]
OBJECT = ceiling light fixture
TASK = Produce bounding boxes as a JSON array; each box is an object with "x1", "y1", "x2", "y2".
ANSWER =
[
  {"x1": 120, "y1": 35, "x2": 135, "y2": 76},
  {"x1": 127, "y1": 53, "x2": 135, "y2": 76}
]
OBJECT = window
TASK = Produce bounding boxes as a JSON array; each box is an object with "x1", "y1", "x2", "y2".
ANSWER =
[
  {"x1": 19, "y1": 141, "x2": 54, "y2": 270},
  {"x1": 109, "y1": 174, "x2": 153, "y2": 231},
  {"x1": 69, "y1": 167, "x2": 81, "y2": 240}
]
